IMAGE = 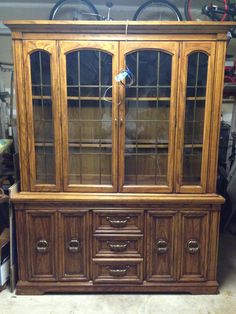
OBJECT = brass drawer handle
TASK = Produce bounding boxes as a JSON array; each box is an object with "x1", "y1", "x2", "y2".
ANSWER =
[
  {"x1": 107, "y1": 241, "x2": 129, "y2": 252},
  {"x1": 108, "y1": 265, "x2": 130, "y2": 277},
  {"x1": 187, "y1": 239, "x2": 200, "y2": 254},
  {"x1": 36, "y1": 239, "x2": 48, "y2": 253},
  {"x1": 68, "y1": 239, "x2": 80, "y2": 253},
  {"x1": 156, "y1": 239, "x2": 168, "y2": 254},
  {"x1": 106, "y1": 216, "x2": 130, "y2": 228}
]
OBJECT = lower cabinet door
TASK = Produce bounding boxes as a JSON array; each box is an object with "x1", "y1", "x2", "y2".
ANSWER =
[
  {"x1": 58, "y1": 210, "x2": 90, "y2": 281},
  {"x1": 179, "y1": 211, "x2": 209, "y2": 281},
  {"x1": 147, "y1": 211, "x2": 177, "y2": 281},
  {"x1": 26, "y1": 210, "x2": 57, "y2": 281}
]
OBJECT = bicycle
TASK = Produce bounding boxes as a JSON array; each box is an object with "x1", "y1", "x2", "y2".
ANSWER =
[
  {"x1": 184, "y1": 0, "x2": 236, "y2": 39},
  {"x1": 49, "y1": 0, "x2": 183, "y2": 21},
  {"x1": 184, "y1": 0, "x2": 236, "y2": 22}
]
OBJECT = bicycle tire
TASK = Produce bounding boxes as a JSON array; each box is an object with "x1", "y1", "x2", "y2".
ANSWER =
[
  {"x1": 49, "y1": 0, "x2": 100, "y2": 20},
  {"x1": 184, "y1": 0, "x2": 228, "y2": 21},
  {"x1": 133, "y1": 0, "x2": 183, "y2": 21}
]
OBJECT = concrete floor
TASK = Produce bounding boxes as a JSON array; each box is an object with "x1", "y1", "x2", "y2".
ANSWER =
[{"x1": 0, "y1": 233, "x2": 236, "y2": 314}]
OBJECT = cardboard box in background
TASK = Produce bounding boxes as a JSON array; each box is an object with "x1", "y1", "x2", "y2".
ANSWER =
[{"x1": 0, "y1": 228, "x2": 10, "y2": 287}]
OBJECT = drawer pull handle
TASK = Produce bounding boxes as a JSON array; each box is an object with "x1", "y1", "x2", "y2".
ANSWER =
[
  {"x1": 107, "y1": 241, "x2": 129, "y2": 252},
  {"x1": 36, "y1": 239, "x2": 48, "y2": 253},
  {"x1": 156, "y1": 239, "x2": 168, "y2": 254},
  {"x1": 187, "y1": 239, "x2": 200, "y2": 254},
  {"x1": 106, "y1": 216, "x2": 130, "y2": 228},
  {"x1": 108, "y1": 266, "x2": 130, "y2": 277},
  {"x1": 68, "y1": 239, "x2": 80, "y2": 253}
]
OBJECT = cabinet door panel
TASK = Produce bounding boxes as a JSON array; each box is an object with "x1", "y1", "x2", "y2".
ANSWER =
[
  {"x1": 119, "y1": 42, "x2": 179, "y2": 193},
  {"x1": 147, "y1": 211, "x2": 177, "y2": 281},
  {"x1": 179, "y1": 211, "x2": 209, "y2": 281},
  {"x1": 59, "y1": 210, "x2": 89, "y2": 281},
  {"x1": 176, "y1": 42, "x2": 216, "y2": 193},
  {"x1": 26, "y1": 210, "x2": 57, "y2": 281},
  {"x1": 23, "y1": 41, "x2": 61, "y2": 192},
  {"x1": 60, "y1": 41, "x2": 118, "y2": 192}
]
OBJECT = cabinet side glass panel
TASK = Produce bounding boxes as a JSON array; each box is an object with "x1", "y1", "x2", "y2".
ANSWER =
[
  {"x1": 182, "y1": 52, "x2": 208, "y2": 185},
  {"x1": 30, "y1": 51, "x2": 55, "y2": 184},
  {"x1": 66, "y1": 50, "x2": 112, "y2": 185},
  {"x1": 125, "y1": 50, "x2": 171, "y2": 186}
]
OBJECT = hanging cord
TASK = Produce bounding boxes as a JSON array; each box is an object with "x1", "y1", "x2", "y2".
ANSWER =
[
  {"x1": 102, "y1": 20, "x2": 135, "y2": 102},
  {"x1": 113, "y1": 20, "x2": 135, "y2": 87},
  {"x1": 102, "y1": 85, "x2": 113, "y2": 103}
]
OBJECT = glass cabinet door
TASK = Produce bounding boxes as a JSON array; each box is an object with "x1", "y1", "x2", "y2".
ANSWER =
[
  {"x1": 23, "y1": 41, "x2": 61, "y2": 191},
  {"x1": 119, "y1": 42, "x2": 179, "y2": 193},
  {"x1": 60, "y1": 42, "x2": 118, "y2": 192},
  {"x1": 176, "y1": 42, "x2": 215, "y2": 193}
]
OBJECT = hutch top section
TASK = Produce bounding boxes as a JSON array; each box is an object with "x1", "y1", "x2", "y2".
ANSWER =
[
  {"x1": 4, "y1": 20, "x2": 236, "y2": 39},
  {"x1": 4, "y1": 20, "x2": 236, "y2": 195}
]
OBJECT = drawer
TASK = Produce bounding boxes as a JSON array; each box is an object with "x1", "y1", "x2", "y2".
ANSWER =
[
  {"x1": 93, "y1": 210, "x2": 143, "y2": 233},
  {"x1": 93, "y1": 259, "x2": 143, "y2": 284},
  {"x1": 93, "y1": 234, "x2": 143, "y2": 257}
]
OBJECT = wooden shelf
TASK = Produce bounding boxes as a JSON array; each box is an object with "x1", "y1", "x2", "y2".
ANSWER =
[
  {"x1": 126, "y1": 97, "x2": 170, "y2": 101},
  {"x1": 69, "y1": 143, "x2": 112, "y2": 149},
  {"x1": 186, "y1": 97, "x2": 206, "y2": 101},
  {"x1": 125, "y1": 143, "x2": 168, "y2": 149},
  {"x1": 68, "y1": 96, "x2": 112, "y2": 101},
  {"x1": 32, "y1": 96, "x2": 51, "y2": 100},
  {"x1": 35, "y1": 142, "x2": 54, "y2": 147}
]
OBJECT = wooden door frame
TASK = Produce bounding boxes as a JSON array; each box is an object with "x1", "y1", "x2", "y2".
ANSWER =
[
  {"x1": 175, "y1": 42, "x2": 216, "y2": 194},
  {"x1": 26, "y1": 209, "x2": 58, "y2": 281},
  {"x1": 59, "y1": 41, "x2": 119, "y2": 192},
  {"x1": 23, "y1": 40, "x2": 62, "y2": 192},
  {"x1": 178, "y1": 210, "x2": 210, "y2": 281},
  {"x1": 119, "y1": 41, "x2": 179, "y2": 193},
  {"x1": 58, "y1": 209, "x2": 90, "y2": 281},
  {"x1": 146, "y1": 210, "x2": 178, "y2": 281}
]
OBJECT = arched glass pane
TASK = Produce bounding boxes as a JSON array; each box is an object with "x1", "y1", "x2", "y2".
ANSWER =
[
  {"x1": 66, "y1": 50, "x2": 113, "y2": 185},
  {"x1": 125, "y1": 50, "x2": 172, "y2": 185},
  {"x1": 183, "y1": 52, "x2": 208, "y2": 185},
  {"x1": 30, "y1": 51, "x2": 55, "y2": 184}
]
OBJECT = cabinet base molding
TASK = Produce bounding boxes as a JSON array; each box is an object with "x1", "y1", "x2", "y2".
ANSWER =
[{"x1": 16, "y1": 281, "x2": 219, "y2": 295}]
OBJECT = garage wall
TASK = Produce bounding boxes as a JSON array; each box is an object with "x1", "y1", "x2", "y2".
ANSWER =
[
  {"x1": 0, "y1": 1, "x2": 235, "y2": 77},
  {"x1": 0, "y1": 1, "x2": 236, "y2": 62}
]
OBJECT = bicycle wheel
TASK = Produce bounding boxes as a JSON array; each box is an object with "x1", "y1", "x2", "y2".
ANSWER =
[
  {"x1": 184, "y1": 0, "x2": 228, "y2": 21},
  {"x1": 133, "y1": 0, "x2": 183, "y2": 21},
  {"x1": 49, "y1": 0, "x2": 100, "y2": 20}
]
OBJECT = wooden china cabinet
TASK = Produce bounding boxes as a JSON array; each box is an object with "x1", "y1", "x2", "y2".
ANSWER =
[{"x1": 5, "y1": 20, "x2": 235, "y2": 294}]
